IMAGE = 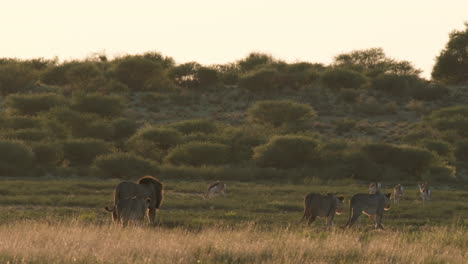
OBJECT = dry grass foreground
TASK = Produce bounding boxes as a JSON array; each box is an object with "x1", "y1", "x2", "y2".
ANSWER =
[{"x1": 0, "y1": 221, "x2": 466, "y2": 264}]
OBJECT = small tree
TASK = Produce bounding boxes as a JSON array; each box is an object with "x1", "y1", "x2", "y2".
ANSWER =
[
  {"x1": 62, "y1": 138, "x2": 111, "y2": 166},
  {"x1": 0, "y1": 140, "x2": 34, "y2": 176},
  {"x1": 432, "y1": 23, "x2": 468, "y2": 84},
  {"x1": 71, "y1": 94, "x2": 126, "y2": 117},
  {"x1": 5, "y1": 93, "x2": 65, "y2": 115},
  {"x1": 247, "y1": 100, "x2": 316, "y2": 127}
]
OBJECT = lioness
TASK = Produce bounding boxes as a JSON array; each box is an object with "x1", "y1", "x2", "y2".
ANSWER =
[
  {"x1": 342, "y1": 192, "x2": 392, "y2": 229},
  {"x1": 393, "y1": 184, "x2": 404, "y2": 204},
  {"x1": 105, "y1": 197, "x2": 151, "y2": 226},
  {"x1": 203, "y1": 181, "x2": 226, "y2": 199},
  {"x1": 418, "y1": 182, "x2": 431, "y2": 204},
  {"x1": 301, "y1": 193, "x2": 345, "y2": 227},
  {"x1": 110, "y1": 176, "x2": 163, "y2": 225},
  {"x1": 369, "y1": 182, "x2": 382, "y2": 194}
]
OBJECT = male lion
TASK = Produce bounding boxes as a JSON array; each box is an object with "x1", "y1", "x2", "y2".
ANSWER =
[
  {"x1": 342, "y1": 192, "x2": 392, "y2": 229},
  {"x1": 109, "y1": 176, "x2": 163, "y2": 225},
  {"x1": 301, "y1": 193, "x2": 345, "y2": 227},
  {"x1": 105, "y1": 197, "x2": 151, "y2": 226}
]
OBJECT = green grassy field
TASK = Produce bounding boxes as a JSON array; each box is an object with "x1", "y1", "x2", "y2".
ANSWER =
[
  {"x1": 1, "y1": 178, "x2": 466, "y2": 228},
  {"x1": 0, "y1": 178, "x2": 467, "y2": 263}
]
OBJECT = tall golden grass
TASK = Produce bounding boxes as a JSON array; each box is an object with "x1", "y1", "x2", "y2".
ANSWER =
[{"x1": 0, "y1": 221, "x2": 466, "y2": 264}]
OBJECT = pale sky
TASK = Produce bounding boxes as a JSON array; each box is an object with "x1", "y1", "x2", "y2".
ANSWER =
[{"x1": 1, "y1": 0, "x2": 467, "y2": 79}]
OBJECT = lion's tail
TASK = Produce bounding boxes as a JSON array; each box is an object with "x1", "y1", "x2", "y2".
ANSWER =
[{"x1": 104, "y1": 205, "x2": 115, "y2": 212}]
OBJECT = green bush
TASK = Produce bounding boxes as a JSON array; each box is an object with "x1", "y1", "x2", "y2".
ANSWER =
[
  {"x1": 164, "y1": 142, "x2": 230, "y2": 166},
  {"x1": 455, "y1": 139, "x2": 468, "y2": 163},
  {"x1": 410, "y1": 83, "x2": 449, "y2": 101},
  {"x1": 62, "y1": 138, "x2": 111, "y2": 166},
  {"x1": 362, "y1": 143, "x2": 435, "y2": 177},
  {"x1": 112, "y1": 118, "x2": 139, "y2": 141},
  {"x1": 71, "y1": 94, "x2": 126, "y2": 117},
  {"x1": 40, "y1": 62, "x2": 77, "y2": 85},
  {"x1": 247, "y1": 100, "x2": 316, "y2": 127},
  {"x1": 168, "y1": 119, "x2": 218, "y2": 134},
  {"x1": 65, "y1": 62, "x2": 104, "y2": 91},
  {"x1": 253, "y1": 135, "x2": 318, "y2": 169},
  {"x1": 0, "y1": 62, "x2": 37, "y2": 94},
  {"x1": 0, "y1": 128, "x2": 48, "y2": 141},
  {"x1": 237, "y1": 52, "x2": 278, "y2": 72},
  {"x1": 93, "y1": 152, "x2": 158, "y2": 179},
  {"x1": 372, "y1": 73, "x2": 425, "y2": 97},
  {"x1": 127, "y1": 139, "x2": 164, "y2": 162},
  {"x1": 0, "y1": 140, "x2": 34, "y2": 176},
  {"x1": 420, "y1": 139, "x2": 453, "y2": 157},
  {"x1": 31, "y1": 142, "x2": 63, "y2": 168},
  {"x1": 130, "y1": 126, "x2": 182, "y2": 150},
  {"x1": 5, "y1": 93, "x2": 65, "y2": 115},
  {"x1": 238, "y1": 67, "x2": 279, "y2": 93},
  {"x1": 321, "y1": 68, "x2": 367, "y2": 90},
  {"x1": 426, "y1": 166, "x2": 456, "y2": 181},
  {"x1": 113, "y1": 56, "x2": 165, "y2": 90},
  {"x1": 73, "y1": 120, "x2": 115, "y2": 141},
  {"x1": 0, "y1": 116, "x2": 42, "y2": 129}
]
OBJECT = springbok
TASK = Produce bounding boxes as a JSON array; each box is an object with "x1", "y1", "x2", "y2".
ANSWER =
[
  {"x1": 392, "y1": 184, "x2": 404, "y2": 204},
  {"x1": 203, "y1": 181, "x2": 226, "y2": 199},
  {"x1": 418, "y1": 182, "x2": 431, "y2": 204},
  {"x1": 369, "y1": 182, "x2": 382, "y2": 194}
]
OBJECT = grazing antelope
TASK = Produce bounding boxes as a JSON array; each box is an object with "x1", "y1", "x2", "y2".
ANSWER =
[
  {"x1": 369, "y1": 182, "x2": 382, "y2": 194},
  {"x1": 392, "y1": 184, "x2": 404, "y2": 204},
  {"x1": 203, "y1": 181, "x2": 226, "y2": 199},
  {"x1": 418, "y1": 182, "x2": 431, "y2": 204}
]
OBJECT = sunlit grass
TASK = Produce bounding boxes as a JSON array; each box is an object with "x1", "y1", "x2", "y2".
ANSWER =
[{"x1": 0, "y1": 221, "x2": 465, "y2": 264}]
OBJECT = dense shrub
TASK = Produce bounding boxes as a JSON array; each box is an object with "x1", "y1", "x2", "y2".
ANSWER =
[
  {"x1": 62, "y1": 138, "x2": 111, "y2": 166},
  {"x1": 40, "y1": 62, "x2": 77, "y2": 85},
  {"x1": 0, "y1": 116, "x2": 42, "y2": 129},
  {"x1": 71, "y1": 94, "x2": 126, "y2": 117},
  {"x1": 426, "y1": 166, "x2": 456, "y2": 181},
  {"x1": 73, "y1": 120, "x2": 115, "y2": 140},
  {"x1": 112, "y1": 118, "x2": 139, "y2": 141},
  {"x1": 237, "y1": 53, "x2": 278, "y2": 72},
  {"x1": 372, "y1": 73, "x2": 425, "y2": 97},
  {"x1": 321, "y1": 68, "x2": 367, "y2": 90},
  {"x1": 454, "y1": 139, "x2": 468, "y2": 163},
  {"x1": 0, "y1": 62, "x2": 37, "y2": 94},
  {"x1": 238, "y1": 67, "x2": 279, "y2": 93},
  {"x1": 5, "y1": 93, "x2": 65, "y2": 115},
  {"x1": 333, "y1": 48, "x2": 421, "y2": 77},
  {"x1": 31, "y1": 142, "x2": 63, "y2": 168},
  {"x1": 0, "y1": 140, "x2": 34, "y2": 176},
  {"x1": 168, "y1": 119, "x2": 218, "y2": 134},
  {"x1": 129, "y1": 126, "x2": 182, "y2": 150},
  {"x1": 420, "y1": 139, "x2": 453, "y2": 157},
  {"x1": 253, "y1": 135, "x2": 318, "y2": 169},
  {"x1": 362, "y1": 143, "x2": 435, "y2": 177},
  {"x1": 93, "y1": 152, "x2": 158, "y2": 179},
  {"x1": 164, "y1": 142, "x2": 230, "y2": 166},
  {"x1": 127, "y1": 139, "x2": 164, "y2": 162},
  {"x1": 113, "y1": 56, "x2": 165, "y2": 90},
  {"x1": 65, "y1": 62, "x2": 104, "y2": 91},
  {"x1": 0, "y1": 128, "x2": 48, "y2": 141},
  {"x1": 247, "y1": 100, "x2": 316, "y2": 127},
  {"x1": 410, "y1": 82, "x2": 449, "y2": 101}
]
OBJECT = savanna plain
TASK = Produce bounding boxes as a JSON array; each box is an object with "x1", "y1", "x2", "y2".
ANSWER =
[{"x1": 0, "y1": 178, "x2": 466, "y2": 264}]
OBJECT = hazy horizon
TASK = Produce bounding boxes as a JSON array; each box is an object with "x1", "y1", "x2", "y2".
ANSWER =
[{"x1": 2, "y1": 0, "x2": 467, "y2": 79}]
